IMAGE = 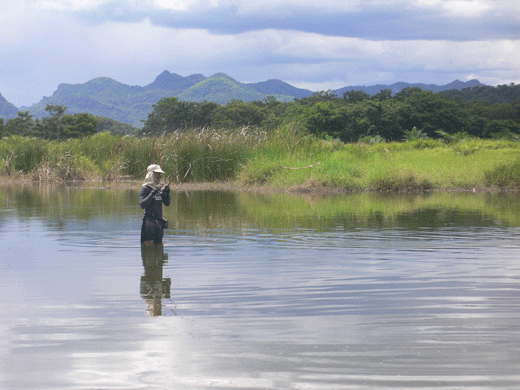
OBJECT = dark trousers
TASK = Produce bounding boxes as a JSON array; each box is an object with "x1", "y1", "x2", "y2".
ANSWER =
[{"x1": 141, "y1": 216, "x2": 164, "y2": 244}]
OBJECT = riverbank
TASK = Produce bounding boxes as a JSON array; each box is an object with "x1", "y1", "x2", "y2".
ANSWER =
[
  {"x1": 0, "y1": 175, "x2": 517, "y2": 198},
  {"x1": 1, "y1": 128, "x2": 520, "y2": 193}
]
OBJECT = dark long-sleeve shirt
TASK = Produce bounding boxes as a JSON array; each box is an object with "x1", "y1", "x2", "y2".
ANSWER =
[{"x1": 139, "y1": 185, "x2": 171, "y2": 219}]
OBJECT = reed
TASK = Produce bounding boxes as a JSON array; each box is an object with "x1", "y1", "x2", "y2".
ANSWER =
[
  {"x1": 1, "y1": 126, "x2": 520, "y2": 191},
  {"x1": 0, "y1": 136, "x2": 49, "y2": 175},
  {"x1": 158, "y1": 127, "x2": 263, "y2": 182},
  {"x1": 0, "y1": 128, "x2": 264, "y2": 182}
]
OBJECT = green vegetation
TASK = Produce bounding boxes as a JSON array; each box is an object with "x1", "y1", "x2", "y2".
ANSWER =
[
  {"x1": 3, "y1": 81, "x2": 519, "y2": 141},
  {"x1": 1, "y1": 82, "x2": 520, "y2": 192},
  {"x1": 237, "y1": 126, "x2": 520, "y2": 191},
  {"x1": 0, "y1": 104, "x2": 137, "y2": 139},
  {"x1": 440, "y1": 83, "x2": 520, "y2": 104},
  {"x1": 27, "y1": 77, "x2": 177, "y2": 128},
  {"x1": 0, "y1": 128, "x2": 263, "y2": 183},
  {"x1": 1, "y1": 72, "x2": 485, "y2": 129},
  {"x1": 20, "y1": 72, "x2": 309, "y2": 127},
  {"x1": 140, "y1": 83, "x2": 520, "y2": 142},
  {"x1": 0, "y1": 104, "x2": 98, "y2": 139},
  {"x1": 1, "y1": 123, "x2": 520, "y2": 191}
]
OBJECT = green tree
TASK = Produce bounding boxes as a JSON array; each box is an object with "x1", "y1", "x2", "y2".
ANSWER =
[
  {"x1": 336, "y1": 103, "x2": 369, "y2": 142},
  {"x1": 483, "y1": 119, "x2": 520, "y2": 139},
  {"x1": 336, "y1": 99, "x2": 407, "y2": 142},
  {"x1": 397, "y1": 89, "x2": 467, "y2": 137},
  {"x1": 193, "y1": 101, "x2": 220, "y2": 128},
  {"x1": 4, "y1": 111, "x2": 34, "y2": 136},
  {"x1": 301, "y1": 101, "x2": 346, "y2": 140},
  {"x1": 95, "y1": 116, "x2": 137, "y2": 135},
  {"x1": 211, "y1": 99, "x2": 266, "y2": 129},
  {"x1": 33, "y1": 104, "x2": 68, "y2": 139},
  {"x1": 298, "y1": 90, "x2": 338, "y2": 106},
  {"x1": 60, "y1": 113, "x2": 98, "y2": 138},
  {"x1": 343, "y1": 89, "x2": 370, "y2": 103},
  {"x1": 142, "y1": 97, "x2": 219, "y2": 134},
  {"x1": 377, "y1": 100, "x2": 408, "y2": 141},
  {"x1": 371, "y1": 89, "x2": 392, "y2": 101},
  {"x1": 403, "y1": 126, "x2": 429, "y2": 141},
  {"x1": 259, "y1": 96, "x2": 290, "y2": 129},
  {"x1": 29, "y1": 104, "x2": 98, "y2": 139},
  {"x1": 142, "y1": 97, "x2": 194, "y2": 134},
  {"x1": 393, "y1": 87, "x2": 423, "y2": 101}
]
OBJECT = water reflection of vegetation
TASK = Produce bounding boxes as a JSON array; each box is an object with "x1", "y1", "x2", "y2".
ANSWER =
[
  {"x1": 1, "y1": 185, "x2": 520, "y2": 230},
  {"x1": 0, "y1": 184, "x2": 140, "y2": 227},
  {"x1": 234, "y1": 191, "x2": 520, "y2": 229}
]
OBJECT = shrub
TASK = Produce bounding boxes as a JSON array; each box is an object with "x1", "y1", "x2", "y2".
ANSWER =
[
  {"x1": 370, "y1": 170, "x2": 433, "y2": 192},
  {"x1": 484, "y1": 160, "x2": 520, "y2": 188}
]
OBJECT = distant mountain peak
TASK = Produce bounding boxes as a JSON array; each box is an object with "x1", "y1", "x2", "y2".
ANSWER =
[
  {"x1": 154, "y1": 70, "x2": 184, "y2": 83},
  {"x1": 334, "y1": 79, "x2": 486, "y2": 96},
  {"x1": 445, "y1": 79, "x2": 482, "y2": 89},
  {"x1": 209, "y1": 73, "x2": 239, "y2": 83},
  {"x1": 146, "y1": 71, "x2": 205, "y2": 92}
]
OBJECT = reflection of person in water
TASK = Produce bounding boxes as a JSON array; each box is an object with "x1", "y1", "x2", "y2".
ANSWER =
[
  {"x1": 140, "y1": 243, "x2": 171, "y2": 317},
  {"x1": 140, "y1": 164, "x2": 171, "y2": 245}
]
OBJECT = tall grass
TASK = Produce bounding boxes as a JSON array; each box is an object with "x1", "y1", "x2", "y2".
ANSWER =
[
  {"x1": 1, "y1": 126, "x2": 520, "y2": 191},
  {"x1": 0, "y1": 128, "x2": 265, "y2": 183},
  {"x1": 484, "y1": 159, "x2": 520, "y2": 188},
  {"x1": 237, "y1": 129, "x2": 520, "y2": 191},
  {"x1": 161, "y1": 127, "x2": 264, "y2": 182},
  {"x1": 0, "y1": 136, "x2": 49, "y2": 175}
]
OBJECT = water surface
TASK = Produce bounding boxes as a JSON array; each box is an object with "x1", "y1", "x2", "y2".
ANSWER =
[{"x1": 1, "y1": 186, "x2": 519, "y2": 389}]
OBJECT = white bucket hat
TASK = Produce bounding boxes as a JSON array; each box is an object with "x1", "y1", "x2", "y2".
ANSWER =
[
  {"x1": 143, "y1": 164, "x2": 165, "y2": 187},
  {"x1": 147, "y1": 164, "x2": 165, "y2": 174}
]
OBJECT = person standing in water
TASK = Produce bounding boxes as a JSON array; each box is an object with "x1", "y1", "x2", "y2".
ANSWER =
[{"x1": 140, "y1": 164, "x2": 171, "y2": 245}]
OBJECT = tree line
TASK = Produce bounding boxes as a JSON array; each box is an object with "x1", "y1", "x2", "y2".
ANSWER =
[
  {"x1": 0, "y1": 104, "x2": 136, "y2": 139},
  {"x1": 141, "y1": 84, "x2": 520, "y2": 142},
  {"x1": 2, "y1": 84, "x2": 520, "y2": 142}
]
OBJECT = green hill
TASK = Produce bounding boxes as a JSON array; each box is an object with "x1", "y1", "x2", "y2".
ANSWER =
[
  {"x1": 178, "y1": 73, "x2": 265, "y2": 104},
  {"x1": 145, "y1": 71, "x2": 206, "y2": 93},
  {"x1": 0, "y1": 93, "x2": 18, "y2": 120},
  {"x1": 24, "y1": 71, "x2": 311, "y2": 127},
  {"x1": 247, "y1": 79, "x2": 312, "y2": 99},
  {"x1": 28, "y1": 77, "x2": 177, "y2": 127},
  {"x1": 1, "y1": 72, "x2": 495, "y2": 129}
]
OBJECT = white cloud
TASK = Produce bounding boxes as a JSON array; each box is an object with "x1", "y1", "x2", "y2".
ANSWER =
[
  {"x1": 441, "y1": 0, "x2": 491, "y2": 17},
  {"x1": 417, "y1": 0, "x2": 519, "y2": 17},
  {"x1": 266, "y1": 32, "x2": 520, "y2": 87},
  {"x1": 33, "y1": 0, "x2": 111, "y2": 11},
  {"x1": 234, "y1": 0, "x2": 362, "y2": 14},
  {"x1": 153, "y1": 0, "x2": 220, "y2": 11},
  {"x1": 88, "y1": 19, "x2": 267, "y2": 67},
  {"x1": 0, "y1": 0, "x2": 519, "y2": 108}
]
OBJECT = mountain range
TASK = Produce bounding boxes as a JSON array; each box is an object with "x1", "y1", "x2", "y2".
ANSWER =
[
  {"x1": 0, "y1": 93, "x2": 19, "y2": 119},
  {"x1": 0, "y1": 71, "x2": 485, "y2": 127}
]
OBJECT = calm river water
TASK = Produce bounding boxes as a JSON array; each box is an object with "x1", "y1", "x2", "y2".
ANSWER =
[{"x1": 1, "y1": 185, "x2": 519, "y2": 389}]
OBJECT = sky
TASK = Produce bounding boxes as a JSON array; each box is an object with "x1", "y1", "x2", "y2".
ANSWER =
[{"x1": 1, "y1": 0, "x2": 519, "y2": 107}]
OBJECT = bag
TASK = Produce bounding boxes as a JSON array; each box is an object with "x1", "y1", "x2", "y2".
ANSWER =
[{"x1": 160, "y1": 218, "x2": 168, "y2": 229}]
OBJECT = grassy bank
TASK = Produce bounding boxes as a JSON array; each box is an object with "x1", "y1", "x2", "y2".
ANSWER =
[
  {"x1": 238, "y1": 125, "x2": 520, "y2": 192},
  {"x1": 1, "y1": 125, "x2": 520, "y2": 192}
]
